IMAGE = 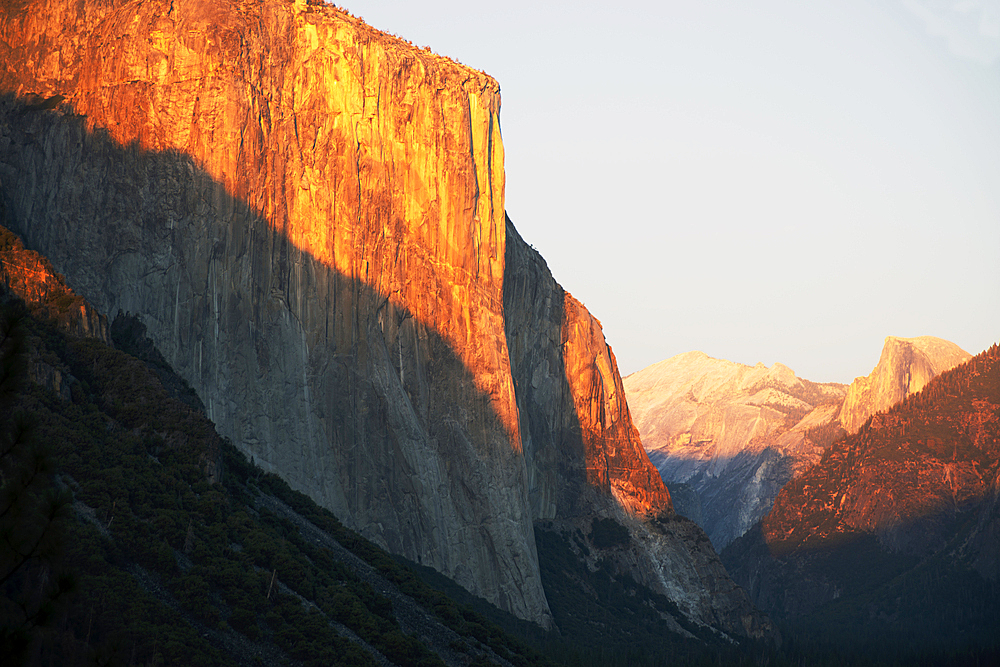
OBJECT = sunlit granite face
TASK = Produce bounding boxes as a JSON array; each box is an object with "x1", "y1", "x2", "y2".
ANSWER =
[
  {"x1": 1, "y1": 0, "x2": 773, "y2": 638},
  {"x1": 840, "y1": 336, "x2": 971, "y2": 434},
  {"x1": 0, "y1": 0, "x2": 547, "y2": 625}
]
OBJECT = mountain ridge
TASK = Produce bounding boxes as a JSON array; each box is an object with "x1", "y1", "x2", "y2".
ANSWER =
[
  {"x1": 721, "y1": 342, "x2": 1000, "y2": 657},
  {"x1": 623, "y1": 351, "x2": 847, "y2": 548},
  {"x1": 624, "y1": 337, "x2": 973, "y2": 550}
]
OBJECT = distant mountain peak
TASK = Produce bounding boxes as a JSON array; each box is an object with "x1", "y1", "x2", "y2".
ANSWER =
[
  {"x1": 841, "y1": 335, "x2": 971, "y2": 433},
  {"x1": 624, "y1": 352, "x2": 848, "y2": 548},
  {"x1": 624, "y1": 336, "x2": 971, "y2": 550}
]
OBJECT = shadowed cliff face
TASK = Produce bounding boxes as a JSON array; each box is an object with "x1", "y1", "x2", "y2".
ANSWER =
[
  {"x1": 0, "y1": 0, "x2": 774, "y2": 638},
  {"x1": 0, "y1": 0, "x2": 548, "y2": 623},
  {"x1": 503, "y1": 222, "x2": 775, "y2": 639},
  {"x1": 0, "y1": 91, "x2": 551, "y2": 625},
  {"x1": 503, "y1": 220, "x2": 671, "y2": 521}
]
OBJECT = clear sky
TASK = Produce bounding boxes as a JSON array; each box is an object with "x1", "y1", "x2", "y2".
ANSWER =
[{"x1": 341, "y1": 0, "x2": 1000, "y2": 384}]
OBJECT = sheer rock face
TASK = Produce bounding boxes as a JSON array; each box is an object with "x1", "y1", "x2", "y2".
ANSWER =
[
  {"x1": 840, "y1": 336, "x2": 971, "y2": 434},
  {"x1": 504, "y1": 224, "x2": 775, "y2": 640},
  {"x1": 503, "y1": 220, "x2": 671, "y2": 522},
  {"x1": 623, "y1": 352, "x2": 846, "y2": 548},
  {"x1": 0, "y1": 0, "x2": 547, "y2": 625},
  {"x1": 0, "y1": 0, "x2": 770, "y2": 637}
]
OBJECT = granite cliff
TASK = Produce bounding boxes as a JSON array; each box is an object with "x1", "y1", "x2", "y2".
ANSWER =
[
  {"x1": 504, "y1": 225, "x2": 770, "y2": 637},
  {"x1": 0, "y1": 0, "x2": 771, "y2": 638},
  {"x1": 840, "y1": 335, "x2": 971, "y2": 434},
  {"x1": 0, "y1": 0, "x2": 545, "y2": 625}
]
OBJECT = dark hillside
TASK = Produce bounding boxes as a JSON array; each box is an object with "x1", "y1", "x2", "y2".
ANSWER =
[
  {"x1": 0, "y1": 275, "x2": 559, "y2": 666},
  {"x1": 723, "y1": 343, "x2": 1000, "y2": 662}
]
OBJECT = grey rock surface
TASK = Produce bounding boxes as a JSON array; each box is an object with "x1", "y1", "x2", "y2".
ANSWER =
[
  {"x1": 625, "y1": 352, "x2": 846, "y2": 549},
  {"x1": 504, "y1": 222, "x2": 776, "y2": 640},
  {"x1": 1, "y1": 0, "x2": 775, "y2": 639},
  {"x1": 0, "y1": 89, "x2": 550, "y2": 627}
]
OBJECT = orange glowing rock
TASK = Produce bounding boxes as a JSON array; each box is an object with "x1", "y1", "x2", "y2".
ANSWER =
[{"x1": 0, "y1": 0, "x2": 770, "y2": 636}]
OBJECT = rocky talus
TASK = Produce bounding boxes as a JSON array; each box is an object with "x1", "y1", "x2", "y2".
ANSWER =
[{"x1": 0, "y1": 0, "x2": 772, "y2": 639}]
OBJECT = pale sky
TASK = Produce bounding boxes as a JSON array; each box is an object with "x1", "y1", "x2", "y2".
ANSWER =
[{"x1": 341, "y1": 0, "x2": 1000, "y2": 384}]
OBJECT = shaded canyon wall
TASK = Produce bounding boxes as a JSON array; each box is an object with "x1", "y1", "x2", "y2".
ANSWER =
[
  {"x1": 0, "y1": 0, "x2": 548, "y2": 624},
  {"x1": 504, "y1": 222, "x2": 774, "y2": 638}
]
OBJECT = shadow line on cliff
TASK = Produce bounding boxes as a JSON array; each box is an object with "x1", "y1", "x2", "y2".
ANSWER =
[
  {"x1": 0, "y1": 88, "x2": 684, "y2": 622},
  {"x1": 0, "y1": 90, "x2": 561, "y2": 617}
]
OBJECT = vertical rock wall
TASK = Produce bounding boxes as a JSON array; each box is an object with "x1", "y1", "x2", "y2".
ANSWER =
[
  {"x1": 0, "y1": 0, "x2": 547, "y2": 625},
  {"x1": 504, "y1": 219, "x2": 775, "y2": 639},
  {"x1": 502, "y1": 220, "x2": 671, "y2": 521},
  {"x1": 1, "y1": 0, "x2": 773, "y2": 637}
]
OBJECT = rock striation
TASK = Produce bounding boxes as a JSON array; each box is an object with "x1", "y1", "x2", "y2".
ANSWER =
[
  {"x1": 839, "y1": 336, "x2": 971, "y2": 433},
  {"x1": 1, "y1": 0, "x2": 540, "y2": 624},
  {"x1": 0, "y1": 0, "x2": 772, "y2": 638},
  {"x1": 623, "y1": 352, "x2": 846, "y2": 548}
]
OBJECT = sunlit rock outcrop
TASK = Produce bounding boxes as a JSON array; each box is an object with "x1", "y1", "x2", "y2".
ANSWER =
[
  {"x1": 0, "y1": 225, "x2": 109, "y2": 342},
  {"x1": 840, "y1": 336, "x2": 971, "y2": 434}
]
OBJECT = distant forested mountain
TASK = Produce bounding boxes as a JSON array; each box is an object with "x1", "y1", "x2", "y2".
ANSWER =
[{"x1": 724, "y1": 342, "x2": 1000, "y2": 663}]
